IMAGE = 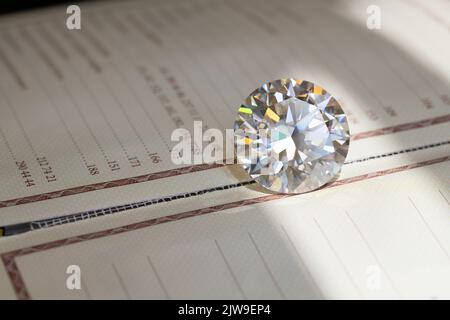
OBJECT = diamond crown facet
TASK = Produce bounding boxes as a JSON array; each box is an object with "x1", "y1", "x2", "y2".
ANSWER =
[{"x1": 234, "y1": 78, "x2": 350, "y2": 194}]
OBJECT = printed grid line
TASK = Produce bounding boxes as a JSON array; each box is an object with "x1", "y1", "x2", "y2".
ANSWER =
[
  {"x1": 1, "y1": 155, "x2": 448, "y2": 299},
  {"x1": 0, "y1": 114, "x2": 448, "y2": 209}
]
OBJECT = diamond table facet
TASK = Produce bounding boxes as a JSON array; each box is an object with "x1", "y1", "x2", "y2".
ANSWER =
[{"x1": 234, "y1": 79, "x2": 350, "y2": 194}]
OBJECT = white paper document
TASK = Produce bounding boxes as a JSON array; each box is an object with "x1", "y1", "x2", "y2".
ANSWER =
[{"x1": 0, "y1": 0, "x2": 449, "y2": 299}]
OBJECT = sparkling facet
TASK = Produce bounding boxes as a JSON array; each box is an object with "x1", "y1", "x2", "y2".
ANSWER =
[{"x1": 234, "y1": 78, "x2": 350, "y2": 194}]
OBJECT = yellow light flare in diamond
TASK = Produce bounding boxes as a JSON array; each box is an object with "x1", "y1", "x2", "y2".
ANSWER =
[
  {"x1": 264, "y1": 108, "x2": 280, "y2": 122},
  {"x1": 313, "y1": 85, "x2": 323, "y2": 95},
  {"x1": 234, "y1": 78, "x2": 350, "y2": 194},
  {"x1": 238, "y1": 106, "x2": 253, "y2": 115}
]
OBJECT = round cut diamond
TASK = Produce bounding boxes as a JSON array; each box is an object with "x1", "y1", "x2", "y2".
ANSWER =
[{"x1": 234, "y1": 79, "x2": 350, "y2": 194}]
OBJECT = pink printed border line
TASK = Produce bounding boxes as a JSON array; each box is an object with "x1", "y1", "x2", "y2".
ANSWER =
[
  {"x1": 0, "y1": 114, "x2": 449, "y2": 209},
  {"x1": 0, "y1": 163, "x2": 225, "y2": 208},
  {"x1": 351, "y1": 114, "x2": 450, "y2": 140},
  {"x1": 1, "y1": 155, "x2": 449, "y2": 299}
]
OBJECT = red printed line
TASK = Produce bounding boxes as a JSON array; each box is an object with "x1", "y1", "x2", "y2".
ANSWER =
[
  {"x1": 0, "y1": 163, "x2": 225, "y2": 208},
  {"x1": 0, "y1": 114, "x2": 449, "y2": 209},
  {"x1": 2, "y1": 155, "x2": 449, "y2": 299},
  {"x1": 352, "y1": 114, "x2": 450, "y2": 141}
]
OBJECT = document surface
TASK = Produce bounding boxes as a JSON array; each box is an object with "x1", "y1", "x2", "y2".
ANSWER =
[{"x1": 0, "y1": 0, "x2": 449, "y2": 299}]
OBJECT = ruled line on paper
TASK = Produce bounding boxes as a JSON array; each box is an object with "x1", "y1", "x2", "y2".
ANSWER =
[
  {"x1": 344, "y1": 210, "x2": 402, "y2": 298},
  {"x1": 213, "y1": 5, "x2": 276, "y2": 81},
  {"x1": 146, "y1": 255, "x2": 171, "y2": 300},
  {"x1": 0, "y1": 87, "x2": 40, "y2": 159},
  {"x1": 313, "y1": 217, "x2": 363, "y2": 298},
  {"x1": 135, "y1": 9, "x2": 241, "y2": 114},
  {"x1": 88, "y1": 14, "x2": 199, "y2": 151},
  {"x1": 109, "y1": 9, "x2": 228, "y2": 140},
  {"x1": 95, "y1": 67, "x2": 155, "y2": 161},
  {"x1": 267, "y1": 1, "x2": 386, "y2": 118},
  {"x1": 408, "y1": 196, "x2": 450, "y2": 261},
  {"x1": 0, "y1": 47, "x2": 27, "y2": 90},
  {"x1": 17, "y1": 30, "x2": 92, "y2": 168},
  {"x1": 1, "y1": 0, "x2": 449, "y2": 208},
  {"x1": 34, "y1": 24, "x2": 114, "y2": 166},
  {"x1": 81, "y1": 277, "x2": 92, "y2": 300},
  {"x1": 438, "y1": 189, "x2": 450, "y2": 206},
  {"x1": 0, "y1": 134, "x2": 447, "y2": 210},
  {"x1": 50, "y1": 25, "x2": 135, "y2": 164},
  {"x1": 280, "y1": 225, "x2": 324, "y2": 299},
  {"x1": 74, "y1": 24, "x2": 160, "y2": 161},
  {"x1": 248, "y1": 232, "x2": 287, "y2": 300},
  {"x1": 167, "y1": 4, "x2": 248, "y2": 100},
  {"x1": 0, "y1": 127, "x2": 18, "y2": 163},
  {"x1": 104, "y1": 58, "x2": 173, "y2": 155},
  {"x1": 214, "y1": 239, "x2": 247, "y2": 300},
  {"x1": 198, "y1": 5, "x2": 265, "y2": 87},
  {"x1": 2, "y1": 155, "x2": 449, "y2": 299},
  {"x1": 111, "y1": 263, "x2": 132, "y2": 300}
]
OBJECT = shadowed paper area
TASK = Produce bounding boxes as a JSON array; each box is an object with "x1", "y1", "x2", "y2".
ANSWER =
[{"x1": 0, "y1": 0, "x2": 449, "y2": 299}]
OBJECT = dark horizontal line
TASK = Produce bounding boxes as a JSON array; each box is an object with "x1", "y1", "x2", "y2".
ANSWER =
[
  {"x1": 2, "y1": 140, "x2": 448, "y2": 236},
  {"x1": 0, "y1": 113, "x2": 448, "y2": 208},
  {"x1": 345, "y1": 140, "x2": 450, "y2": 164},
  {"x1": 2, "y1": 155, "x2": 449, "y2": 299}
]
